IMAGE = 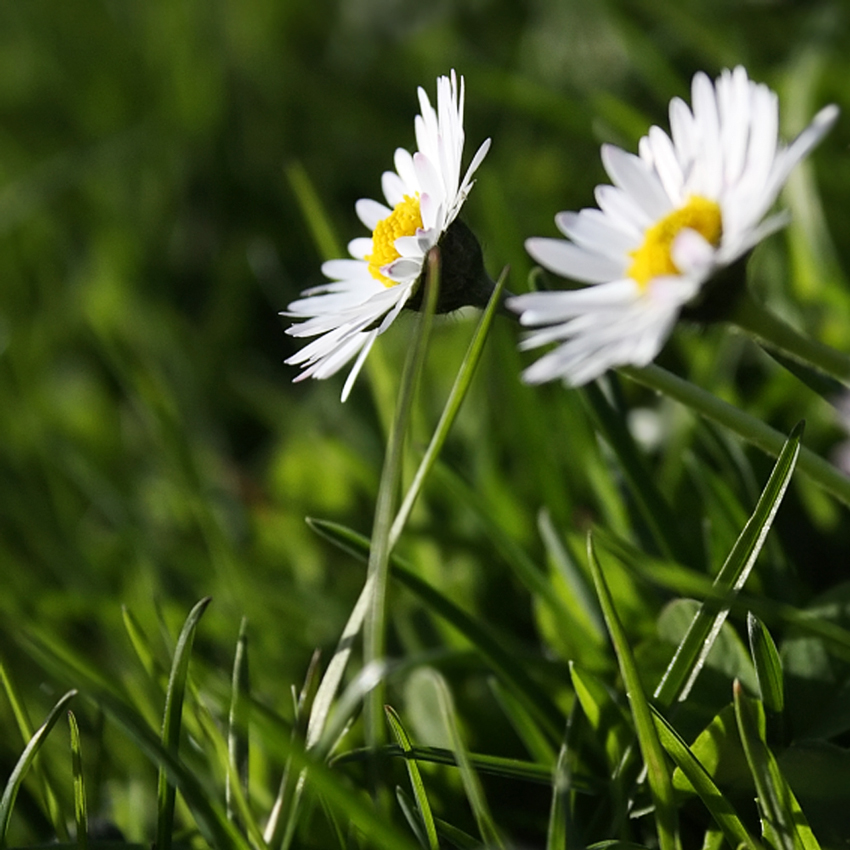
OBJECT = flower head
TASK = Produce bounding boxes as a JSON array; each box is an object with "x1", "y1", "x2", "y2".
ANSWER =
[
  {"x1": 284, "y1": 71, "x2": 491, "y2": 400},
  {"x1": 508, "y1": 66, "x2": 838, "y2": 387}
]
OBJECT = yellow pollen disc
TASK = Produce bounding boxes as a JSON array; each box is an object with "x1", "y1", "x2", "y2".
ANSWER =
[
  {"x1": 366, "y1": 193, "x2": 423, "y2": 286},
  {"x1": 628, "y1": 196, "x2": 722, "y2": 289}
]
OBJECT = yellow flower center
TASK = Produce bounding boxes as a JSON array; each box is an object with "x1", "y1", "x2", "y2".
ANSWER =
[
  {"x1": 628, "y1": 196, "x2": 723, "y2": 289},
  {"x1": 366, "y1": 194, "x2": 423, "y2": 286}
]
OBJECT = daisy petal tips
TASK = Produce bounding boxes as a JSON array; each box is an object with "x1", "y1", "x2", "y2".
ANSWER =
[
  {"x1": 283, "y1": 70, "x2": 491, "y2": 401},
  {"x1": 508, "y1": 66, "x2": 838, "y2": 387}
]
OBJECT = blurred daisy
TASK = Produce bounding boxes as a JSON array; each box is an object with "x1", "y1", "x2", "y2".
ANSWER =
[
  {"x1": 284, "y1": 70, "x2": 491, "y2": 401},
  {"x1": 508, "y1": 66, "x2": 838, "y2": 387}
]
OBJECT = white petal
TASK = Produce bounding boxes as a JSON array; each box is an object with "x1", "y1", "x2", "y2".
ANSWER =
[
  {"x1": 601, "y1": 144, "x2": 673, "y2": 220},
  {"x1": 394, "y1": 147, "x2": 419, "y2": 192},
  {"x1": 356, "y1": 198, "x2": 391, "y2": 231},
  {"x1": 348, "y1": 237, "x2": 373, "y2": 259},
  {"x1": 670, "y1": 228, "x2": 717, "y2": 279},
  {"x1": 526, "y1": 236, "x2": 627, "y2": 283},
  {"x1": 321, "y1": 258, "x2": 373, "y2": 281},
  {"x1": 555, "y1": 209, "x2": 638, "y2": 254},
  {"x1": 382, "y1": 171, "x2": 407, "y2": 207},
  {"x1": 340, "y1": 330, "x2": 378, "y2": 402}
]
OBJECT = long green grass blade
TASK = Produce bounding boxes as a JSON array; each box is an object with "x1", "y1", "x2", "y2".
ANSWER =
[
  {"x1": 395, "y1": 786, "x2": 429, "y2": 849},
  {"x1": 285, "y1": 161, "x2": 343, "y2": 261},
  {"x1": 365, "y1": 249, "x2": 440, "y2": 751},
  {"x1": 386, "y1": 707, "x2": 439, "y2": 850},
  {"x1": 121, "y1": 605, "x2": 161, "y2": 682},
  {"x1": 68, "y1": 710, "x2": 88, "y2": 850},
  {"x1": 620, "y1": 365, "x2": 850, "y2": 506},
  {"x1": 307, "y1": 517, "x2": 564, "y2": 739},
  {"x1": 488, "y1": 677, "x2": 557, "y2": 766},
  {"x1": 389, "y1": 265, "x2": 508, "y2": 548},
  {"x1": 588, "y1": 535, "x2": 681, "y2": 850},
  {"x1": 227, "y1": 617, "x2": 250, "y2": 823},
  {"x1": 0, "y1": 689, "x2": 77, "y2": 848},
  {"x1": 748, "y1": 614, "x2": 785, "y2": 716},
  {"x1": 546, "y1": 743, "x2": 571, "y2": 850},
  {"x1": 434, "y1": 817, "x2": 480, "y2": 850},
  {"x1": 429, "y1": 670, "x2": 505, "y2": 849},
  {"x1": 651, "y1": 705, "x2": 762, "y2": 850},
  {"x1": 156, "y1": 596, "x2": 212, "y2": 850},
  {"x1": 734, "y1": 682, "x2": 820, "y2": 850},
  {"x1": 654, "y1": 423, "x2": 802, "y2": 707}
]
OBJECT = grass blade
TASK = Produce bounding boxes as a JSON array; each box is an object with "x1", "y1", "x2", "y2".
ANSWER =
[
  {"x1": 227, "y1": 617, "x2": 250, "y2": 823},
  {"x1": 0, "y1": 689, "x2": 77, "y2": 847},
  {"x1": 385, "y1": 707, "x2": 439, "y2": 850},
  {"x1": 588, "y1": 535, "x2": 681, "y2": 850},
  {"x1": 156, "y1": 596, "x2": 212, "y2": 850},
  {"x1": 121, "y1": 604, "x2": 162, "y2": 683},
  {"x1": 307, "y1": 517, "x2": 564, "y2": 740},
  {"x1": 748, "y1": 614, "x2": 785, "y2": 715},
  {"x1": 651, "y1": 705, "x2": 762, "y2": 850},
  {"x1": 395, "y1": 786, "x2": 429, "y2": 849},
  {"x1": 546, "y1": 743, "x2": 571, "y2": 850},
  {"x1": 389, "y1": 265, "x2": 508, "y2": 548},
  {"x1": 68, "y1": 710, "x2": 88, "y2": 850},
  {"x1": 428, "y1": 670, "x2": 506, "y2": 849},
  {"x1": 654, "y1": 423, "x2": 802, "y2": 707},
  {"x1": 734, "y1": 682, "x2": 820, "y2": 850}
]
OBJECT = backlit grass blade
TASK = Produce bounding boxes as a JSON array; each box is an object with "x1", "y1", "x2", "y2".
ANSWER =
[
  {"x1": 227, "y1": 617, "x2": 250, "y2": 823},
  {"x1": 68, "y1": 710, "x2": 88, "y2": 850},
  {"x1": 429, "y1": 670, "x2": 506, "y2": 850},
  {"x1": 582, "y1": 380, "x2": 688, "y2": 564},
  {"x1": 386, "y1": 707, "x2": 439, "y2": 850},
  {"x1": 588, "y1": 535, "x2": 681, "y2": 850},
  {"x1": 389, "y1": 265, "x2": 508, "y2": 548},
  {"x1": 307, "y1": 517, "x2": 564, "y2": 739},
  {"x1": 546, "y1": 743, "x2": 571, "y2": 850},
  {"x1": 0, "y1": 689, "x2": 77, "y2": 848},
  {"x1": 121, "y1": 604, "x2": 162, "y2": 683},
  {"x1": 734, "y1": 682, "x2": 821, "y2": 850},
  {"x1": 654, "y1": 423, "x2": 802, "y2": 708},
  {"x1": 650, "y1": 705, "x2": 762, "y2": 850},
  {"x1": 748, "y1": 614, "x2": 785, "y2": 715},
  {"x1": 156, "y1": 596, "x2": 212, "y2": 850},
  {"x1": 395, "y1": 787, "x2": 429, "y2": 849},
  {"x1": 434, "y1": 817, "x2": 480, "y2": 850},
  {"x1": 285, "y1": 161, "x2": 343, "y2": 261},
  {"x1": 365, "y1": 248, "x2": 439, "y2": 751}
]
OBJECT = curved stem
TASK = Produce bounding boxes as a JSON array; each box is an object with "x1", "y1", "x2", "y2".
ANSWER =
[
  {"x1": 730, "y1": 289, "x2": 850, "y2": 385},
  {"x1": 620, "y1": 363, "x2": 850, "y2": 507}
]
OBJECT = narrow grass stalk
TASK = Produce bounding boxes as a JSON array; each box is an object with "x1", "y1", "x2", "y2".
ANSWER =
[
  {"x1": 619, "y1": 364, "x2": 850, "y2": 507},
  {"x1": 546, "y1": 744, "x2": 572, "y2": 850},
  {"x1": 227, "y1": 617, "x2": 250, "y2": 824},
  {"x1": 588, "y1": 536, "x2": 681, "y2": 850},
  {"x1": 68, "y1": 711, "x2": 88, "y2": 850},
  {"x1": 389, "y1": 266, "x2": 509, "y2": 548},
  {"x1": 653, "y1": 424, "x2": 800, "y2": 707},
  {"x1": 364, "y1": 249, "x2": 440, "y2": 751},
  {"x1": 156, "y1": 597, "x2": 212, "y2": 850},
  {"x1": 731, "y1": 289, "x2": 850, "y2": 385},
  {"x1": 0, "y1": 689, "x2": 77, "y2": 848},
  {"x1": 747, "y1": 614, "x2": 785, "y2": 715}
]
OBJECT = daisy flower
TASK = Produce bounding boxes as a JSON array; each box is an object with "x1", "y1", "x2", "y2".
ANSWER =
[
  {"x1": 284, "y1": 70, "x2": 491, "y2": 401},
  {"x1": 508, "y1": 66, "x2": 838, "y2": 387}
]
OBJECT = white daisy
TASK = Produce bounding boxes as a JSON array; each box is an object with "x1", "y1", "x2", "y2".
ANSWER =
[
  {"x1": 284, "y1": 70, "x2": 491, "y2": 401},
  {"x1": 508, "y1": 66, "x2": 838, "y2": 387}
]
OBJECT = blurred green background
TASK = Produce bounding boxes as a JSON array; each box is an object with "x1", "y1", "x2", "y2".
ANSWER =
[{"x1": 2, "y1": 0, "x2": 850, "y2": 842}]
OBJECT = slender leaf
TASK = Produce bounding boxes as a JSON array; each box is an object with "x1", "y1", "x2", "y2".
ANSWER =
[
  {"x1": 434, "y1": 817, "x2": 481, "y2": 850},
  {"x1": 386, "y1": 706, "x2": 439, "y2": 850},
  {"x1": 307, "y1": 517, "x2": 564, "y2": 739},
  {"x1": 654, "y1": 423, "x2": 802, "y2": 707},
  {"x1": 651, "y1": 706, "x2": 762, "y2": 850},
  {"x1": 68, "y1": 710, "x2": 88, "y2": 850},
  {"x1": 227, "y1": 617, "x2": 250, "y2": 823},
  {"x1": 588, "y1": 536, "x2": 681, "y2": 850},
  {"x1": 546, "y1": 743, "x2": 571, "y2": 850},
  {"x1": 0, "y1": 689, "x2": 77, "y2": 848},
  {"x1": 156, "y1": 596, "x2": 211, "y2": 850},
  {"x1": 121, "y1": 604, "x2": 161, "y2": 682},
  {"x1": 748, "y1": 614, "x2": 785, "y2": 715},
  {"x1": 489, "y1": 677, "x2": 557, "y2": 767},
  {"x1": 395, "y1": 786, "x2": 430, "y2": 849}
]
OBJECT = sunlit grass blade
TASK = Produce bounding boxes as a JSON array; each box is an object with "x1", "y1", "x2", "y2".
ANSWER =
[
  {"x1": 68, "y1": 710, "x2": 88, "y2": 850},
  {"x1": 285, "y1": 161, "x2": 343, "y2": 261},
  {"x1": 156, "y1": 596, "x2": 211, "y2": 850},
  {"x1": 395, "y1": 786, "x2": 429, "y2": 849},
  {"x1": 650, "y1": 705, "x2": 762, "y2": 850},
  {"x1": 365, "y1": 249, "x2": 440, "y2": 751},
  {"x1": 332, "y1": 744, "x2": 582, "y2": 788},
  {"x1": 654, "y1": 423, "x2": 802, "y2": 707},
  {"x1": 389, "y1": 265, "x2": 508, "y2": 548},
  {"x1": 307, "y1": 518, "x2": 564, "y2": 739},
  {"x1": 620, "y1": 365, "x2": 850, "y2": 506},
  {"x1": 227, "y1": 617, "x2": 250, "y2": 824},
  {"x1": 0, "y1": 658, "x2": 68, "y2": 840},
  {"x1": 386, "y1": 707, "x2": 439, "y2": 850},
  {"x1": 0, "y1": 689, "x2": 77, "y2": 848},
  {"x1": 428, "y1": 670, "x2": 506, "y2": 850},
  {"x1": 734, "y1": 682, "x2": 821, "y2": 850},
  {"x1": 434, "y1": 817, "x2": 480, "y2": 850},
  {"x1": 748, "y1": 614, "x2": 785, "y2": 716},
  {"x1": 546, "y1": 743, "x2": 571, "y2": 850},
  {"x1": 121, "y1": 604, "x2": 162, "y2": 683},
  {"x1": 582, "y1": 381, "x2": 689, "y2": 563},
  {"x1": 588, "y1": 535, "x2": 681, "y2": 850}
]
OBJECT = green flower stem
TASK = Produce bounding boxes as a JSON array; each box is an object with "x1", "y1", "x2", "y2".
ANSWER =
[
  {"x1": 730, "y1": 289, "x2": 850, "y2": 384},
  {"x1": 619, "y1": 363, "x2": 850, "y2": 507},
  {"x1": 363, "y1": 251, "x2": 440, "y2": 752}
]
